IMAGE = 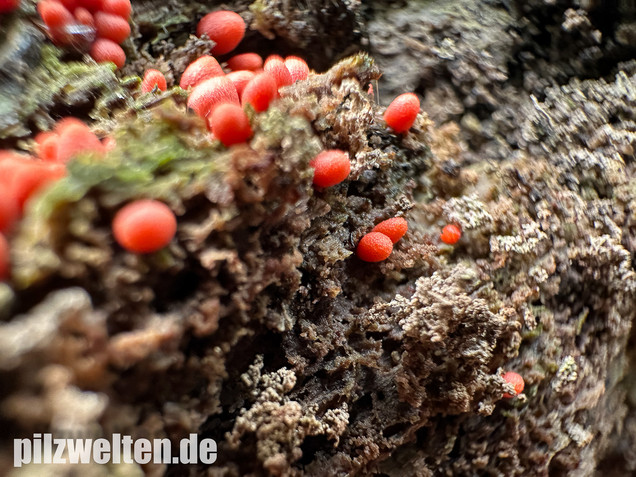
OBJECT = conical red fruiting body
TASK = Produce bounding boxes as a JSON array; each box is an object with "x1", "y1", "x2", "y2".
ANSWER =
[
  {"x1": 284, "y1": 56, "x2": 309, "y2": 82},
  {"x1": 94, "y1": 11, "x2": 130, "y2": 43},
  {"x1": 440, "y1": 224, "x2": 461, "y2": 245},
  {"x1": 141, "y1": 69, "x2": 167, "y2": 93},
  {"x1": 196, "y1": 10, "x2": 245, "y2": 55},
  {"x1": 90, "y1": 38, "x2": 125, "y2": 68},
  {"x1": 226, "y1": 70, "x2": 255, "y2": 97},
  {"x1": 384, "y1": 93, "x2": 420, "y2": 134},
  {"x1": 101, "y1": 0, "x2": 130, "y2": 18},
  {"x1": 309, "y1": 149, "x2": 350, "y2": 188},
  {"x1": 187, "y1": 76, "x2": 239, "y2": 118},
  {"x1": 241, "y1": 72, "x2": 277, "y2": 112},
  {"x1": 0, "y1": 233, "x2": 9, "y2": 281},
  {"x1": 112, "y1": 199, "x2": 177, "y2": 254},
  {"x1": 372, "y1": 217, "x2": 408, "y2": 244},
  {"x1": 208, "y1": 103, "x2": 252, "y2": 147},
  {"x1": 227, "y1": 53, "x2": 262, "y2": 72},
  {"x1": 263, "y1": 56, "x2": 292, "y2": 90},
  {"x1": 502, "y1": 371, "x2": 525, "y2": 398},
  {"x1": 38, "y1": 0, "x2": 74, "y2": 29},
  {"x1": 0, "y1": 0, "x2": 20, "y2": 13},
  {"x1": 179, "y1": 56, "x2": 224, "y2": 90},
  {"x1": 357, "y1": 232, "x2": 393, "y2": 262},
  {"x1": 56, "y1": 123, "x2": 103, "y2": 163}
]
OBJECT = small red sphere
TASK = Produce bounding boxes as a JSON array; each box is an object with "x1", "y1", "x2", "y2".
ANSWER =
[
  {"x1": 90, "y1": 38, "x2": 126, "y2": 68},
  {"x1": 263, "y1": 56, "x2": 292, "y2": 90},
  {"x1": 196, "y1": 10, "x2": 245, "y2": 55},
  {"x1": 227, "y1": 52, "x2": 263, "y2": 72},
  {"x1": 357, "y1": 232, "x2": 393, "y2": 262},
  {"x1": 208, "y1": 103, "x2": 252, "y2": 147},
  {"x1": 241, "y1": 72, "x2": 277, "y2": 113},
  {"x1": 372, "y1": 217, "x2": 408, "y2": 244},
  {"x1": 284, "y1": 56, "x2": 309, "y2": 83},
  {"x1": 309, "y1": 149, "x2": 350, "y2": 188},
  {"x1": 112, "y1": 199, "x2": 177, "y2": 254},
  {"x1": 440, "y1": 223, "x2": 461, "y2": 245},
  {"x1": 0, "y1": 233, "x2": 9, "y2": 281},
  {"x1": 502, "y1": 371, "x2": 525, "y2": 398},
  {"x1": 179, "y1": 56, "x2": 224, "y2": 90},
  {"x1": 141, "y1": 69, "x2": 167, "y2": 93},
  {"x1": 384, "y1": 92, "x2": 420, "y2": 134},
  {"x1": 187, "y1": 76, "x2": 239, "y2": 118},
  {"x1": 94, "y1": 11, "x2": 130, "y2": 44}
]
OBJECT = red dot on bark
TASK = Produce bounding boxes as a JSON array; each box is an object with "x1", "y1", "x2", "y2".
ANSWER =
[
  {"x1": 502, "y1": 371, "x2": 525, "y2": 398},
  {"x1": 440, "y1": 224, "x2": 461, "y2": 245}
]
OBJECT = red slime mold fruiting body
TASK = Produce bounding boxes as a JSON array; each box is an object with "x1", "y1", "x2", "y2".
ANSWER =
[
  {"x1": 112, "y1": 199, "x2": 177, "y2": 254},
  {"x1": 208, "y1": 103, "x2": 252, "y2": 147},
  {"x1": 372, "y1": 217, "x2": 408, "y2": 244},
  {"x1": 384, "y1": 93, "x2": 420, "y2": 134},
  {"x1": 357, "y1": 232, "x2": 393, "y2": 262},
  {"x1": 309, "y1": 149, "x2": 351, "y2": 188},
  {"x1": 196, "y1": 10, "x2": 245, "y2": 55}
]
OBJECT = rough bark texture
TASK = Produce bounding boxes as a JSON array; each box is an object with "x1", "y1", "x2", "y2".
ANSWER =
[{"x1": 0, "y1": 0, "x2": 635, "y2": 476}]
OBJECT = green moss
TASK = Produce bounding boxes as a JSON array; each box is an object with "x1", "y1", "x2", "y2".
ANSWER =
[
  {"x1": 10, "y1": 45, "x2": 131, "y2": 134},
  {"x1": 14, "y1": 101, "x2": 227, "y2": 288}
]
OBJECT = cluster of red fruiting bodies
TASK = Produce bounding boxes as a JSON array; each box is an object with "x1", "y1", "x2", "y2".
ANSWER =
[
  {"x1": 0, "y1": 6, "x2": 524, "y2": 400},
  {"x1": 0, "y1": 8, "x2": 459, "y2": 275},
  {"x1": 0, "y1": 119, "x2": 109, "y2": 280},
  {"x1": 37, "y1": 0, "x2": 131, "y2": 68}
]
